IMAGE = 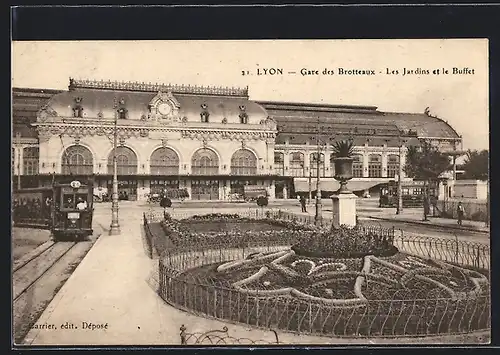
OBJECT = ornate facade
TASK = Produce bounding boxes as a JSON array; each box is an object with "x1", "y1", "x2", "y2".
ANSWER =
[{"x1": 12, "y1": 79, "x2": 462, "y2": 201}]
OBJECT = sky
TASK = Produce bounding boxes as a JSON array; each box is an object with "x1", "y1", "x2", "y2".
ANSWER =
[{"x1": 11, "y1": 39, "x2": 489, "y2": 151}]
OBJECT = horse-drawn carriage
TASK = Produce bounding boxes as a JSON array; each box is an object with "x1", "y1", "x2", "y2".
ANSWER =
[{"x1": 147, "y1": 188, "x2": 189, "y2": 204}]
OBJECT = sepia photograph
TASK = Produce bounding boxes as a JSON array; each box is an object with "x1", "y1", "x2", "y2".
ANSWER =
[{"x1": 11, "y1": 39, "x2": 490, "y2": 346}]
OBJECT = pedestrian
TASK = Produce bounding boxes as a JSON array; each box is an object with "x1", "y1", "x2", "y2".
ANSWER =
[
  {"x1": 76, "y1": 198, "x2": 87, "y2": 211},
  {"x1": 299, "y1": 194, "x2": 307, "y2": 213},
  {"x1": 423, "y1": 195, "x2": 430, "y2": 221},
  {"x1": 160, "y1": 193, "x2": 171, "y2": 213},
  {"x1": 457, "y1": 202, "x2": 464, "y2": 226}
]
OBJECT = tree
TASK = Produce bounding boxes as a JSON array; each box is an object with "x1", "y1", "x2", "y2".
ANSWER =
[
  {"x1": 404, "y1": 141, "x2": 452, "y2": 181},
  {"x1": 461, "y1": 149, "x2": 489, "y2": 180},
  {"x1": 404, "y1": 140, "x2": 452, "y2": 221}
]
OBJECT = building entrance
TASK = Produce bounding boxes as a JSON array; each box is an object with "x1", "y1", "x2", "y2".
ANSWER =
[
  {"x1": 107, "y1": 179, "x2": 138, "y2": 201},
  {"x1": 191, "y1": 179, "x2": 219, "y2": 200}
]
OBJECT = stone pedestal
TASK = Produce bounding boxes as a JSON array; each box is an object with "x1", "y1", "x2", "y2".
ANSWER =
[{"x1": 331, "y1": 192, "x2": 357, "y2": 228}]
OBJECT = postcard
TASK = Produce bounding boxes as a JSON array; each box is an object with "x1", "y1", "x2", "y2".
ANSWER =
[{"x1": 12, "y1": 39, "x2": 490, "y2": 346}]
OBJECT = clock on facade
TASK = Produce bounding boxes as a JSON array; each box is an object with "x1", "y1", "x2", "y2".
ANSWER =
[{"x1": 158, "y1": 102, "x2": 172, "y2": 116}]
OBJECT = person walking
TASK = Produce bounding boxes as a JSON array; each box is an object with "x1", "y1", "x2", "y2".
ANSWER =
[
  {"x1": 457, "y1": 202, "x2": 465, "y2": 226},
  {"x1": 299, "y1": 194, "x2": 307, "y2": 213},
  {"x1": 160, "y1": 192, "x2": 171, "y2": 218}
]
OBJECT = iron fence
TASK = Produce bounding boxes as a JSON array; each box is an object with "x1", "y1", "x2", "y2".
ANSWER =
[
  {"x1": 143, "y1": 209, "x2": 491, "y2": 338},
  {"x1": 180, "y1": 325, "x2": 280, "y2": 345}
]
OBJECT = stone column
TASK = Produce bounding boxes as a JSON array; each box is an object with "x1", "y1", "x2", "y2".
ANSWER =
[
  {"x1": 381, "y1": 152, "x2": 388, "y2": 178},
  {"x1": 362, "y1": 153, "x2": 369, "y2": 177},
  {"x1": 218, "y1": 180, "x2": 224, "y2": 200},
  {"x1": 268, "y1": 180, "x2": 276, "y2": 200},
  {"x1": 18, "y1": 147, "x2": 24, "y2": 176},
  {"x1": 304, "y1": 149, "x2": 311, "y2": 177},
  {"x1": 283, "y1": 151, "x2": 290, "y2": 174},
  {"x1": 331, "y1": 192, "x2": 358, "y2": 228}
]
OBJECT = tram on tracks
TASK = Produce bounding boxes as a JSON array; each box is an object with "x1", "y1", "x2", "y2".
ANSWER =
[
  {"x1": 13, "y1": 178, "x2": 94, "y2": 241},
  {"x1": 379, "y1": 180, "x2": 424, "y2": 208},
  {"x1": 379, "y1": 180, "x2": 436, "y2": 208}
]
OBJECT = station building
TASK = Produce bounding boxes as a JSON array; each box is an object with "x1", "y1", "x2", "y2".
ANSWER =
[{"x1": 12, "y1": 78, "x2": 462, "y2": 201}]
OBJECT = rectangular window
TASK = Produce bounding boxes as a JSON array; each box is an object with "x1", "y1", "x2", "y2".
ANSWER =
[{"x1": 23, "y1": 147, "x2": 39, "y2": 176}]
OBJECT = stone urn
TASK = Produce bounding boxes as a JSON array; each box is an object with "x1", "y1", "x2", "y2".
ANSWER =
[{"x1": 334, "y1": 157, "x2": 354, "y2": 193}]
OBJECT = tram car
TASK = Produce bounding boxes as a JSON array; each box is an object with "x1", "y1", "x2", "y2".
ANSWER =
[
  {"x1": 379, "y1": 180, "x2": 426, "y2": 208},
  {"x1": 12, "y1": 187, "x2": 53, "y2": 228},
  {"x1": 13, "y1": 179, "x2": 94, "y2": 241},
  {"x1": 52, "y1": 180, "x2": 94, "y2": 240}
]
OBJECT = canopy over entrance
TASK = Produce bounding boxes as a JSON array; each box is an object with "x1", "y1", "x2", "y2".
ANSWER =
[{"x1": 293, "y1": 178, "x2": 382, "y2": 192}]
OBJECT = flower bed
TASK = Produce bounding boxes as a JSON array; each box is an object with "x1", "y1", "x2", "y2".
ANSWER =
[
  {"x1": 291, "y1": 225, "x2": 397, "y2": 259},
  {"x1": 160, "y1": 213, "x2": 317, "y2": 247},
  {"x1": 150, "y1": 212, "x2": 490, "y2": 338}
]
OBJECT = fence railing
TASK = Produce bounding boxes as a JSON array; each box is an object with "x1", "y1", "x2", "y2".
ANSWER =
[
  {"x1": 180, "y1": 325, "x2": 280, "y2": 345},
  {"x1": 157, "y1": 245, "x2": 490, "y2": 338},
  {"x1": 143, "y1": 209, "x2": 491, "y2": 339},
  {"x1": 143, "y1": 208, "x2": 489, "y2": 270}
]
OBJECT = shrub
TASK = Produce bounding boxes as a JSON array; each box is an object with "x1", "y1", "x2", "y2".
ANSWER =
[{"x1": 257, "y1": 196, "x2": 268, "y2": 207}]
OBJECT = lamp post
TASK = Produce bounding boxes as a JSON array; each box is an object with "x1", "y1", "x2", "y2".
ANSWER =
[
  {"x1": 396, "y1": 139, "x2": 406, "y2": 215},
  {"x1": 17, "y1": 154, "x2": 21, "y2": 190},
  {"x1": 308, "y1": 166, "x2": 312, "y2": 204},
  {"x1": 109, "y1": 102, "x2": 121, "y2": 235},
  {"x1": 314, "y1": 121, "x2": 323, "y2": 226}
]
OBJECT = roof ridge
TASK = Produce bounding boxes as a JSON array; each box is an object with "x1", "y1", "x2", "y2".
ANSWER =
[{"x1": 68, "y1": 78, "x2": 249, "y2": 98}]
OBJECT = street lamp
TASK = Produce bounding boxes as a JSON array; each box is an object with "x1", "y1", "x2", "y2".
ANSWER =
[
  {"x1": 314, "y1": 121, "x2": 324, "y2": 226},
  {"x1": 17, "y1": 160, "x2": 21, "y2": 190},
  {"x1": 308, "y1": 166, "x2": 312, "y2": 204},
  {"x1": 396, "y1": 138, "x2": 407, "y2": 215},
  {"x1": 109, "y1": 101, "x2": 121, "y2": 235}
]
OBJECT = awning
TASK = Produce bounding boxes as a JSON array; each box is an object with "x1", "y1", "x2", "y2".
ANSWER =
[{"x1": 293, "y1": 178, "x2": 382, "y2": 193}]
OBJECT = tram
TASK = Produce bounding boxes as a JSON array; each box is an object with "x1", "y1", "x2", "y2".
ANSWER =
[
  {"x1": 379, "y1": 180, "x2": 427, "y2": 208},
  {"x1": 13, "y1": 178, "x2": 94, "y2": 241}
]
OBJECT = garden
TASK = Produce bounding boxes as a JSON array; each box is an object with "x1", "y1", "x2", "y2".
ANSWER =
[{"x1": 145, "y1": 212, "x2": 491, "y2": 338}]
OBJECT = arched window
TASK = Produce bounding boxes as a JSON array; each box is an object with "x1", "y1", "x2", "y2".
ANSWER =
[
  {"x1": 289, "y1": 152, "x2": 305, "y2": 177},
  {"x1": 231, "y1": 149, "x2": 257, "y2": 175},
  {"x1": 107, "y1": 146, "x2": 137, "y2": 175},
  {"x1": 23, "y1": 147, "x2": 39, "y2": 175},
  {"x1": 368, "y1": 154, "x2": 382, "y2": 178},
  {"x1": 387, "y1": 154, "x2": 400, "y2": 178},
  {"x1": 191, "y1": 148, "x2": 219, "y2": 175},
  {"x1": 150, "y1": 147, "x2": 179, "y2": 175},
  {"x1": 353, "y1": 154, "x2": 363, "y2": 178},
  {"x1": 62, "y1": 145, "x2": 94, "y2": 175},
  {"x1": 310, "y1": 152, "x2": 326, "y2": 177},
  {"x1": 274, "y1": 152, "x2": 284, "y2": 176}
]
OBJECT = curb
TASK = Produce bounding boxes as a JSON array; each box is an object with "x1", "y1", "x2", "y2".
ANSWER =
[{"x1": 367, "y1": 216, "x2": 489, "y2": 234}]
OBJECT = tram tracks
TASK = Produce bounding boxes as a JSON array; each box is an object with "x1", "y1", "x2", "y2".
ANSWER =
[
  {"x1": 13, "y1": 242, "x2": 78, "y2": 303},
  {"x1": 13, "y1": 239, "x2": 98, "y2": 344}
]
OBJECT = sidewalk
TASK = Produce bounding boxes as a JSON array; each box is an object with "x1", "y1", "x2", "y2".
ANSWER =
[
  {"x1": 21, "y1": 204, "x2": 487, "y2": 346},
  {"x1": 364, "y1": 210, "x2": 490, "y2": 234},
  {"x1": 281, "y1": 201, "x2": 489, "y2": 234}
]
